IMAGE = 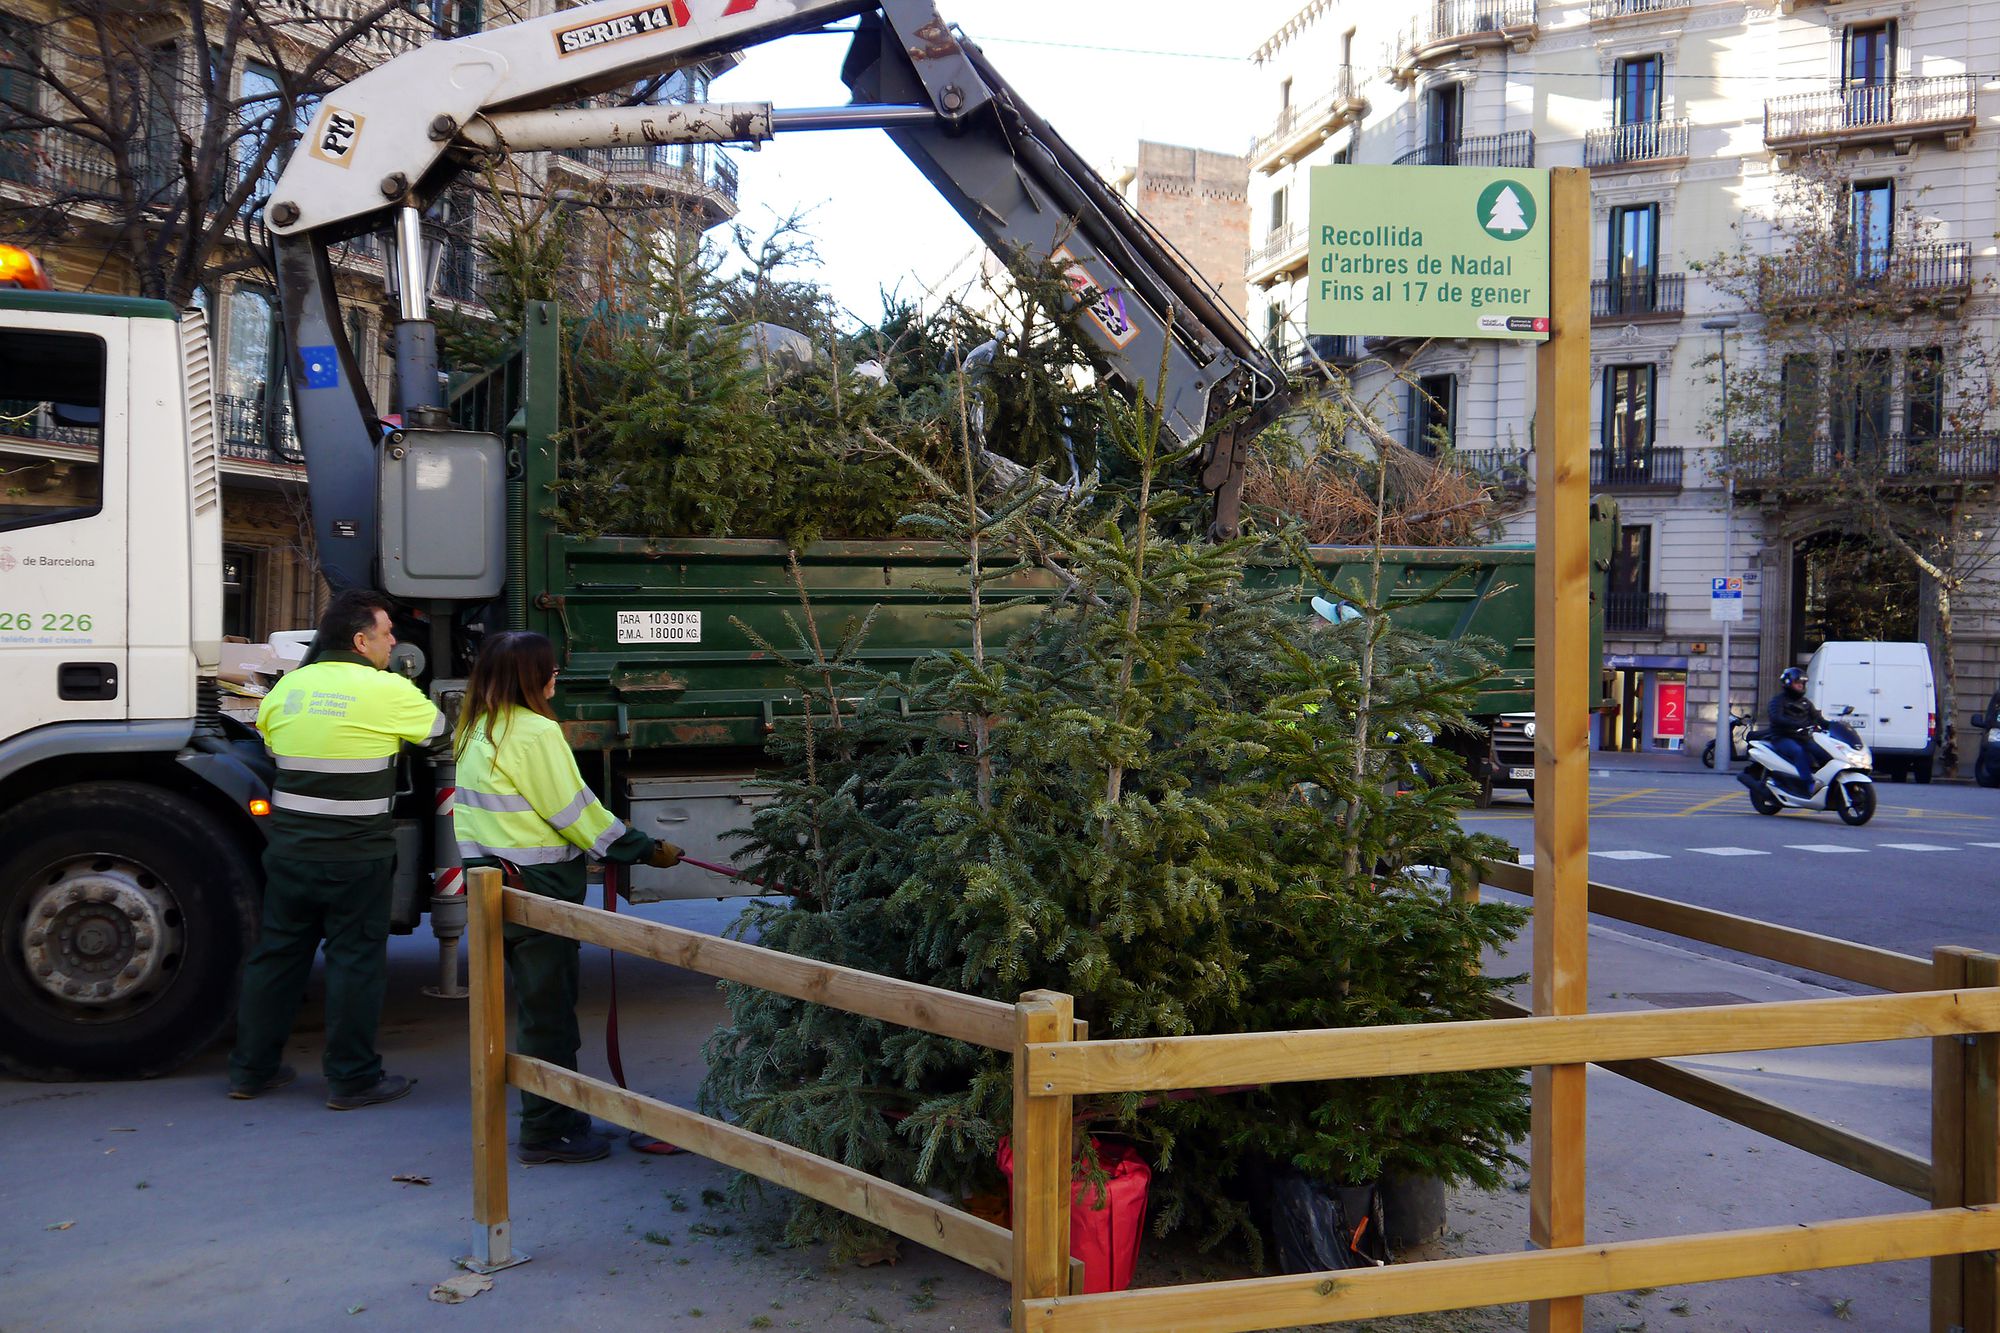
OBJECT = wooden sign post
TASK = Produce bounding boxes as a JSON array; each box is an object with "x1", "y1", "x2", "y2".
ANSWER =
[{"x1": 1529, "y1": 166, "x2": 1593, "y2": 1333}]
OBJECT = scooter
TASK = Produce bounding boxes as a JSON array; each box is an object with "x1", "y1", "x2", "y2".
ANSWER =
[
  {"x1": 1738, "y1": 714, "x2": 1877, "y2": 825},
  {"x1": 1701, "y1": 712, "x2": 1754, "y2": 769}
]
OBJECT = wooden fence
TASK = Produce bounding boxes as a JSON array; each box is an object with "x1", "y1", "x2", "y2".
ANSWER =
[{"x1": 462, "y1": 862, "x2": 2000, "y2": 1332}]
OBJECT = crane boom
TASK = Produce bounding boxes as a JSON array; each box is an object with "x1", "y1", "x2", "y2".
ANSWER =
[{"x1": 268, "y1": 0, "x2": 1284, "y2": 592}]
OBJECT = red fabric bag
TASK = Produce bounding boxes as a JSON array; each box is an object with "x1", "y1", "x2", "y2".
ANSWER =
[{"x1": 997, "y1": 1136, "x2": 1151, "y2": 1294}]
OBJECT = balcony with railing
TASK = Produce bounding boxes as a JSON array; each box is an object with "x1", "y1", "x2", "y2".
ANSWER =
[
  {"x1": 1592, "y1": 273, "x2": 1685, "y2": 322},
  {"x1": 1733, "y1": 434, "x2": 2000, "y2": 492},
  {"x1": 1393, "y1": 0, "x2": 1539, "y2": 82},
  {"x1": 558, "y1": 142, "x2": 741, "y2": 228},
  {"x1": 1584, "y1": 118, "x2": 1691, "y2": 168},
  {"x1": 1760, "y1": 240, "x2": 1973, "y2": 314},
  {"x1": 1589, "y1": 0, "x2": 1691, "y2": 19},
  {"x1": 1248, "y1": 223, "x2": 1308, "y2": 287},
  {"x1": 1605, "y1": 591, "x2": 1668, "y2": 636},
  {"x1": 1289, "y1": 334, "x2": 1363, "y2": 373},
  {"x1": 1764, "y1": 74, "x2": 1977, "y2": 153},
  {"x1": 217, "y1": 394, "x2": 303, "y2": 470},
  {"x1": 1453, "y1": 446, "x2": 1532, "y2": 494},
  {"x1": 1250, "y1": 69, "x2": 1368, "y2": 174},
  {"x1": 1393, "y1": 129, "x2": 1535, "y2": 168},
  {"x1": 1591, "y1": 446, "x2": 1683, "y2": 491}
]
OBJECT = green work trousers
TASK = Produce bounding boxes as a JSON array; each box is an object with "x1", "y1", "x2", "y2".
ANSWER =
[
  {"x1": 229, "y1": 852, "x2": 395, "y2": 1095},
  {"x1": 469, "y1": 856, "x2": 592, "y2": 1143}
]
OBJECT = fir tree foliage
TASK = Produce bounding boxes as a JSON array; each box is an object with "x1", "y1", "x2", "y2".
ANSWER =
[{"x1": 700, "y1": 370, "x2": 1527, "y2": 1263}]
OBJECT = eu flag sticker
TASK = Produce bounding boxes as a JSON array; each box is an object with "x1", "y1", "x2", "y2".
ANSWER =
[{"x1": 299, "y1": 345, "x2": 340, "y2": 390}]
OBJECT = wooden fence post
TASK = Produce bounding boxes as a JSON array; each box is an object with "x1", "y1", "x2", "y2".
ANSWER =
[
  {"x1": 1530, "y1": 163, "x2": 1593, "y2": 1333},
  {"x1": 1935, "y1": 947, "x2": 1973, "y2": 1333},
  {"x1": 1012, "y1": 990, "x2": 1075, "y2": 1326},
  {"x1": 461, "y1": 866, "x2": 525, "y2": 1272},
  {"x1": 1964, "y1": 952, "x2": 2000, "y2": 1332}
]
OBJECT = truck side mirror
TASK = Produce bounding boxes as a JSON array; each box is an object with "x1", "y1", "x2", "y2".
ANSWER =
[{"x1": 1976, "y1": 713, "x2": 1990, "y2": 730}]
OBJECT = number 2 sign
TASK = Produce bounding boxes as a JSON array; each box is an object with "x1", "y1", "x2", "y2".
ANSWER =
[{"x1": 1655, "y1": 681, "x2": 1686, "y2": 738}]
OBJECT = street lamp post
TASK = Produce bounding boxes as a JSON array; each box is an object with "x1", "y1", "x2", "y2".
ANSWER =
[{"x1": 1702, "y1": 316, "x2": 1741, "y2": 771}]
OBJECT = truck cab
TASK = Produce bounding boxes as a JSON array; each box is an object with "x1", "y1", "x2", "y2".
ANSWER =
[{"x1": 0, "y1": 291, "x2": 271, "y2": 1078}]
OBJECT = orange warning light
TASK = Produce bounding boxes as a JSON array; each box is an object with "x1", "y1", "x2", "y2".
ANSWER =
[
  {"x1": 249, "y1": 798, "x2": 272, "y2": 817},
  {"x1": 0, "y1": 244, "x2": 51, "y2": 291}
]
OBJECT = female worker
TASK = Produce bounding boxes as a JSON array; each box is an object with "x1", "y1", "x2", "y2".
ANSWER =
[{"x1": 453, "y1": 631, "x2": 682, "y2": 1164}]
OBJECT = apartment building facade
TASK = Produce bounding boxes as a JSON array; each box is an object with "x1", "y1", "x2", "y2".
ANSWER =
[
  {"x1": 1248, "y1": 0, "x2": 2000, "y2": 761},
  {"x1": 0, "y1": 0, "x2": 738, "y2": 641}
]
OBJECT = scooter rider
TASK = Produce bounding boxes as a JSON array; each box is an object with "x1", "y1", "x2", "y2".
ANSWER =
[{"x1": 1766, "y1": 666, "x2": 1826, "y2": 795}]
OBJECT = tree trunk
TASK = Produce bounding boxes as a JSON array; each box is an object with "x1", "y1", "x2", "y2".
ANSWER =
[{"x1": 1936, "y1": 581, "x2": 1959, "y2": 776}]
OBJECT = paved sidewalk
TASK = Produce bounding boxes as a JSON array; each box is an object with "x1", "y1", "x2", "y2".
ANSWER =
[{"x1": 0, "y1": 895, "x2": 1951, "y2": 1332}]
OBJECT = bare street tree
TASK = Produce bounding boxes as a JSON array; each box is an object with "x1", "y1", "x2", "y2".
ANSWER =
[{"x1": 1698, "y1": 152, "x2": 2000, "y2": 773}]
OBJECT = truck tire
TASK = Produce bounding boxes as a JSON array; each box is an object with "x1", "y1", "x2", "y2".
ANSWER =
[
  {"x1": 1914, "y1": 757, "x2": 1934, "y2": 785},
  {"x1": 1979, "y1": 757, "x2": 2000, "y2": 789},
  {"x1": 0, "y1": 782, "x2": 260, "y2": 1080}
]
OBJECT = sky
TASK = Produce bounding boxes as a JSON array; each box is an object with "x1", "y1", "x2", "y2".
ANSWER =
[{"x1": 712, "y1": 1, "x2": 1287, "y2": 320}]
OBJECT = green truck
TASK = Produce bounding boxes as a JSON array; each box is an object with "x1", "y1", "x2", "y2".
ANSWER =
[{"x1": 456, "y1": 305, "x2": 1608, "y2": 905}]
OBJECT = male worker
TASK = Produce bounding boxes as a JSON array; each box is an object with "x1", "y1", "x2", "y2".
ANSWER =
[{"x1": 228, "y1": 589, "x2": 446, "y2": 1108}]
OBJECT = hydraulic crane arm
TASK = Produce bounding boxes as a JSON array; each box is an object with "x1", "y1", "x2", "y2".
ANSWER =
[{"x1": 267, "y1": 0, "x2": 1285, "y2": 591}]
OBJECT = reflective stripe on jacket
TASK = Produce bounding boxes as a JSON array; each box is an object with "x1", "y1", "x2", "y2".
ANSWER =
[
  {"x1": 256, "y1": 650, "x2": 446, "y2": 860},
  {"x1": 453, "y1": 705, "x2": 629, "y2": 865}
]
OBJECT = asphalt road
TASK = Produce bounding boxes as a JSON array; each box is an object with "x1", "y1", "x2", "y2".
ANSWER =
[{"x1": 1463, "y1": 767, "x2": 2000, "y2": 970}]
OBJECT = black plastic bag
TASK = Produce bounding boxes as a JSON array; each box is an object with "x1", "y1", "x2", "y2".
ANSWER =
[{"x1": 1247, "y1": 1160, "x2": 1391, "y2": 1273}]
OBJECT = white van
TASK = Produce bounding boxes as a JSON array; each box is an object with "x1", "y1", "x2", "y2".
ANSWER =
[{"x1": 1805, "y1": 641, "x2": 1939, "y2": 783}]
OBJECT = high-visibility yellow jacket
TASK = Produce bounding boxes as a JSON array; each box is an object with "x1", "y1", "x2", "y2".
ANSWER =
[
  {"x1": 454, "y1": 705, "x2": 647, "y2": 866},
  {"x1": 256, "y1": 650, "x2": 446, "y2": 861}
]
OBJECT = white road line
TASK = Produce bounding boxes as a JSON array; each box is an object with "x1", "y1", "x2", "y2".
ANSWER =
[
  {"x1": 1879, "y1": 843, "x2": 1955, "y2": 852},
  {"x1": 1592, "y1": 849, "x2": 1671, "y2": 861},
  {"x1": 1687, "y1": 846, "x2": 1769, "y2": 857},
  {"x1": 1786, "y1": 843, "x2": 1868, "y2": 854},
  {"x1": 1968, "y1": 842, "x2": 2000, "y2": 850}
]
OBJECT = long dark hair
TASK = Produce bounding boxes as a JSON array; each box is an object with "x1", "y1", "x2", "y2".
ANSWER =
[{"x1": 457, "y1": 631, "x2": 558, "y2": 756}]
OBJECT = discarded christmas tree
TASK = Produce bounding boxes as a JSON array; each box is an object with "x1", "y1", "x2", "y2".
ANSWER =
[{"x1": 698, "y1": 369, "x2": 1527, "y2": 1261}]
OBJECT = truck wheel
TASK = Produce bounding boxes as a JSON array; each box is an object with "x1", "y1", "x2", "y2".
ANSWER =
[
  {"x1": 1914, "y1": 758, "x2": 1934, "y2": 785},
  {"x1": 1979, "y1": 758, "x2": 2000, "y2": 789},
  {"x1": 0, "y1": 783, "x2": 259, "y2": 1080}
]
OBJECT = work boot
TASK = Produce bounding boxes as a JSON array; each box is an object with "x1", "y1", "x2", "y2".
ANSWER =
[
  {"x1": 227, "y1": 1064, "x2": 297, "y2": 1100},
  {"x1": 326, "y1": 1073, "x2": 414, "y2": 1111},
  {"x1": 516, "y1": 1126, "x2": 612, "y2": 1165}
]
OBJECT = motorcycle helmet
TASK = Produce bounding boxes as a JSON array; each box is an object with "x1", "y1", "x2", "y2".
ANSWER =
[{"x1": 1779, "y1": 666, "x2": 1807, "y2": 691}]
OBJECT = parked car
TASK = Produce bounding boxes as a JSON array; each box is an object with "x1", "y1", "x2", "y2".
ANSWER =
[
  {"x1": 1974, "y1": 688, "x2": 2000, "y2": 789},
  {"x1": 1806, "y1": 641, "x2": 1939, "y2": 783}
]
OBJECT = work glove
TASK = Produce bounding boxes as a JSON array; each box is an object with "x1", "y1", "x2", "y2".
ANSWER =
[{"x1": 646, "y1": 840, "x2": 685, "y2": 869}]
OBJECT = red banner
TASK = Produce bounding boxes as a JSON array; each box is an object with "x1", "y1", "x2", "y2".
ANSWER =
[{"x1": 1655, "y1": 681, "x2": 1686, "y2": 738}]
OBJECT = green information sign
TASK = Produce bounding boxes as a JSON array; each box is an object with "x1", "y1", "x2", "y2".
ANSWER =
[{"x1": 1307, "y1": 165, "x2": 1552, "y2": 343}]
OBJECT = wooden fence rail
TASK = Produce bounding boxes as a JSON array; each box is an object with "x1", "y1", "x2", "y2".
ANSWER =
[{"x1": 464, "y1": 863, "x2": 2000, "y2": 1332}]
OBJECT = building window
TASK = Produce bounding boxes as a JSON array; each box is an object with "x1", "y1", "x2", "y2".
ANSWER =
[
  {"x1": 1834, "y1": 348, "x2": 1891, "y2": 462},
  {"x1": 1606, "y1": 203, "x2": 1658, "y2": 312},
  {"x1": 1269, "y1": 186, "x2": 1287, "y2": 235},
  {"x1": 1906, "y1": 346, "x2": 1943, "y2": 441},
  {"x1": 1780, "y1": 353, "x2": 1817, "y2": 445},
  {"x1": 1607, "y1": 524, "x2": 1653, "y2": 633},
  {"x1": 0, "y1": 329, "x2": 106, "y2": 532},
  {"x1": 1613, "y1": 55, "x2": 1662, "y2": 126},
  {"x1": 1844, "y1": 21, "x2": 1896, "y2": 87},
  {"x1": 223, "y1": 284, "x2": 288, "y2": 455},
  {"x1": 1278, "y1": 76, "x2": 1292, "y2": 114},
  {"x1": 1848, "y1": 179, "x2": 1893, "y2": 279},
  {"x1": 416, "y1": 0, "x2": 482, "y2": 36},
  {"x1": 222, "y1": 546, "x2": 259, "y2": 641},
  {"x1": 0, "y1": 18, "x2": 38, "y2": 186},
  {"x1": 141, "y1": 42, "x2": 182, "y2": 201},
  {"x1": 1791, "y1": 531, "x2": 1915, "y2": 660},
  {"x1": 1601, "y1": 364, "x2": 1655, "y2": 468},
  {"x1": 1426, "y1": 84, "x2": 1463, "y2": 155},
  {"x1": 1407, "y1": 374, "x2": 1455, "y2": 454}
]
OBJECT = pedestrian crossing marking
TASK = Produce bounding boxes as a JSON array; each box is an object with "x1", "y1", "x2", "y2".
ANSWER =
[
  {"x1": 1878, "y1": 843, "x2": 1953, "y2": 852},
  {"x1": 1592, "y1": 849, "x2": 1670, "y2": 861},
  {"x1": 1687, "y1": 846, "x2": 1768, "y2": 857},
  {"x1": 1786, "y1": 844, "x2": 1867, "y2": 854}
]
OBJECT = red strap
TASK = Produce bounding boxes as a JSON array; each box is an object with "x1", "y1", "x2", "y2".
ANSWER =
[{"x1": 602, "y1": 864, "x2": 626, "y2": 1090}]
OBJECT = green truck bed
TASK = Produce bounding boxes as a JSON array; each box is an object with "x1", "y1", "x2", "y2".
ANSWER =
[{"x1": 458, "y1": 302, "x2": 1606, "y2": 759}]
